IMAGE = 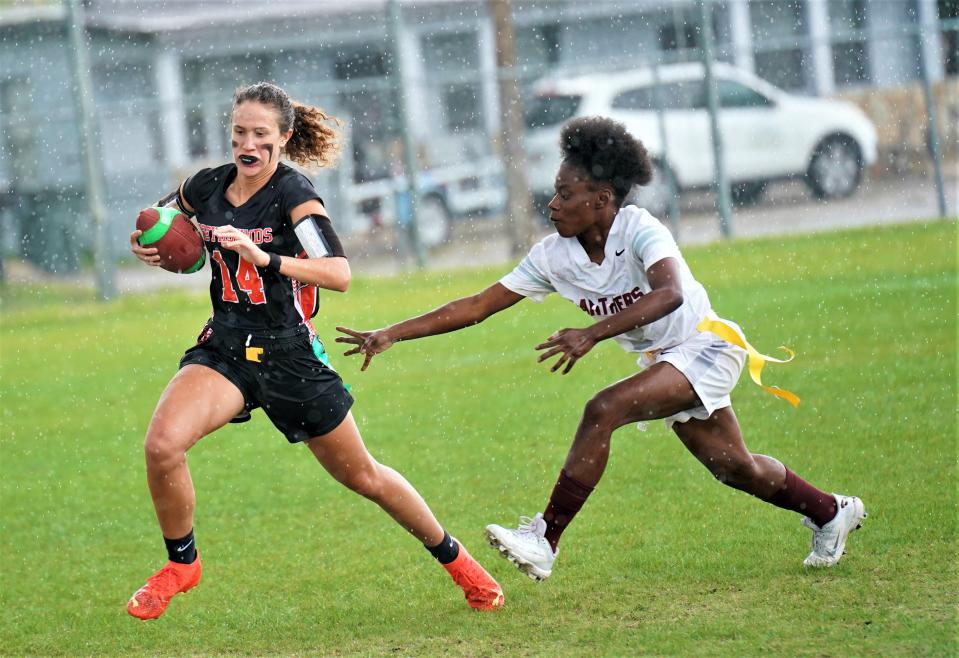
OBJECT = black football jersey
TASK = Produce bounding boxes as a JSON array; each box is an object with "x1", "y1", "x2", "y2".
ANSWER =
[{"x1": 183, "y1": 163, "x2": 323, "y2": 331}]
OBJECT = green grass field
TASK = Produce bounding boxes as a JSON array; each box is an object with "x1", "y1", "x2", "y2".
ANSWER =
[{"x1": 1, "y1": 221, "x2": 956, "y2": 657}]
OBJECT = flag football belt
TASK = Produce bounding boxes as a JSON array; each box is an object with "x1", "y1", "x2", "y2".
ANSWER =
[
  {"x1": 696, "y1": 317, "x2": 800, "y2": 407},
  {"x1": 210, "y1": 319, "x2": 310, "y2": 364}
]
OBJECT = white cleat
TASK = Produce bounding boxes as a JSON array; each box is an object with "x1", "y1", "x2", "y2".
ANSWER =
[
  {"x1": 802, "y1": 494, "x2": 867, "y2": 567},
  {"x1": 485, "y1": 513, "x2": 557, "y2": 581}
]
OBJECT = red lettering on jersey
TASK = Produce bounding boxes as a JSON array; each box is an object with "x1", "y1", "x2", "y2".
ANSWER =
[
  {"x1": 211, "y1": 249, "x2": 239, "y2": 303},
  {"x1": 211, "y1": 249, "x2": 268, "y2": 304},
  {"x1": 197, "y1": 224, "x2": 274, "y2": 245},
  {"x1": 235, "y1": 259, "x2": 266, "y2": 304}
]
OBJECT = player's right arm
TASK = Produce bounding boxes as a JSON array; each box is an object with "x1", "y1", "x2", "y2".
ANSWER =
[
  {"x1": 335, "y1": 283, "x2": 524, "y2": 371},
  {"x1": 130, "y1": 180, "x2": 193, "y2": 266}
]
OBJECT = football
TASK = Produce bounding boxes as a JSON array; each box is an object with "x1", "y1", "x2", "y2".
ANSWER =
[{"x1": 136, "y1": 207, "x2": 206, "y2": 273}]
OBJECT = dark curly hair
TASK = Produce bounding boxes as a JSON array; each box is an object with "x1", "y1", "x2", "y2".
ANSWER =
[
  {"x1": 233, "y1": 82, "x2": 341, "y2": 168},
  {"x1": 559, "y1": 116, "x2": 653, "y2": 205}
]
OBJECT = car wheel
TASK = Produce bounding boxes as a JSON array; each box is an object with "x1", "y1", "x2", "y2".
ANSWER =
[
  {"x1": 730, "y1": 181, "x2": 767, "y2": 207},
  {"x1": 806, "y1": 136, "x2": 863, "y2": 199},
  {"x1": 629, "y1": 160, "x2": 674, "y2": 218},
  {"x1": 416, "y1": 195, "x2": 452, "y2": 248}
]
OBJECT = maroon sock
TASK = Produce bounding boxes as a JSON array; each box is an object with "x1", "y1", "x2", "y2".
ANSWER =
[
  {"x1": 542, "y1": 469, "x2": 595, "y2": 552},
  {"x1": 766, "y1": 469, "x2": 837, "y2": 527}
]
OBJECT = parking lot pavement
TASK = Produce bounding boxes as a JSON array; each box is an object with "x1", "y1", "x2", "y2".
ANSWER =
[
  {"x1": 673, "y1": 169, "x2": 957, "y2": 247},
  {"x1": 351, "y1": 169, "x2": 957, "y2": 277},
  {"x1": 5, "y1": 171, "x2": 954, "y2": 294}
]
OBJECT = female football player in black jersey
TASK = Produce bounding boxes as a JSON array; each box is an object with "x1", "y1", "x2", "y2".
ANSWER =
[{"x1": 126, "y1": 82, "x2": 502, "y2": 620}]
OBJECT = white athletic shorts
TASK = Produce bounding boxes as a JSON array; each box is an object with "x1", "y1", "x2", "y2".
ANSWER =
[{"x1": 639, "y1": 324, "x2": 747, "y2": 429}]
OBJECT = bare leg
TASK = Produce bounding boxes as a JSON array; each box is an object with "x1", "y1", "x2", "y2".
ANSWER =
[
  {"x1": 144, "y1": 365, "x2": 245, "y2": 538},
  {"x1": 672, "y1": 406, "x2": 786, "y2": 498},
  {"x1": 305, "y1": 413, "x2": 504, "y2": 610},
  {"x1": 674, "y1": 407, "x2": 839, "y2": 527},
  {"x1": 562, "y1": 362, "x2": 700, "y2": 486},
  {"x1": 304, "y1": 412, "x2": 444, "y2": 546},
  {"x1": 485, "y1": 363, "x2": 704, "y2": 574},
  {"x1": 525, "y1": 362, "x2": 701, "y2": 551}
]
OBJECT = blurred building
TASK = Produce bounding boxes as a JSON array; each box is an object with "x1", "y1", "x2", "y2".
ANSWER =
[{"x1": 0, "y1": 0, "x2": 952, "y2": 271}]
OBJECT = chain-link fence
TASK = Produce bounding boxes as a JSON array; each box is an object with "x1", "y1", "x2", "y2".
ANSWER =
[{"x1": 0, "y1": 0, "x2": 955, "y2": 291}]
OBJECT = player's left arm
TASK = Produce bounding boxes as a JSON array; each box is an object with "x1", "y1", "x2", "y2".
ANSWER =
[
  {"x1": 536, "y1": 257, "x2": 683, "y2": 374},
  {"x1": 214, "y1": 199, "x2": 350, "y2": 292}
]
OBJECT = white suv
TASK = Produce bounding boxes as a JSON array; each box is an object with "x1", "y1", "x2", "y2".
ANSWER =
[{"x1": 524, "y1": 62, "x2": 878, "y2": 216}]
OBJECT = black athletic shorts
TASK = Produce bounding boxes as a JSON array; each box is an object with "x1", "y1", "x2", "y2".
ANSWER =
[{"x1": 179, "y1": 319, "x2": 354, "y2": 443}]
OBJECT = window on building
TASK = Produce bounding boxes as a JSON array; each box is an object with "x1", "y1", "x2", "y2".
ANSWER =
[
  {"x1": 657, "y1": 6, "x2": 726, "y2": 59},
  {"x1": 522, "y1": 24, "x2": 561, "y2": 66},
  {"x1": 832, "y1": 42, "x2": 870, "y2": 86},
  {"x1": 830, "y1": 0, "x2": 871, "y2": 87},
  {"x1": 0, "y1": 76, "x2": 36, "y2": 187},
  {"x1": 182, "y1": 61, "x2": 209, "y2": 159},
  {"x1": 940, "y1": 0, "x2": 958, "y2": 75},
  {"x1": 185, "y1": 106, "x2": 207, "y2": 159},
  {"x1": 755, "y1": 48, "x2": 807, "y2": 91},
  {"x1": 422, "y1": 32, "x2": 483, "y2": 134},
  {"x1": 334, "y1": 50, "x2": 388, "y2": 80},
  {"x1": 424, "y1": 32, "x2": 479, "y2": 72},
  {"x1": 95, "y1": 63, "x2": 161, "y2": 173},
  {"x1": 831, "y1": 0, "x2": 869, "y2": 30},
  {"x1": 333, "y1": 49, "x2": 396, "y2": 182},
  {"x1": 442, "y1": 84, "x2": 481, "y2": 131},
  {"x1": 750, "y1": 0, "x2": 809, "y2": 91},
  {"x1": 750, "y1": 0, "x2": 807, "y2": 37},
  {"x1": 659, "y1": 21, "x2": 701, "y2": 52}
]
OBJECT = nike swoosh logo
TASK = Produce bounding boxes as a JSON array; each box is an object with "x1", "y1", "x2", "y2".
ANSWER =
[
  {"x1": 175, "y1": 539, "x2": 194, "y2": 553},
  {"x1": 615, "y1": 249, "x2": 625, "y2": 256}
]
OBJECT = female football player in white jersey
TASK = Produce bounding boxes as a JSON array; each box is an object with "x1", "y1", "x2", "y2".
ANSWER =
[
  {"x1": 125, "y1": 82, "x2": 503, "y2": 619},
  {"x1": 337, "y1": 116, "x2": 865, "y2": 581}
]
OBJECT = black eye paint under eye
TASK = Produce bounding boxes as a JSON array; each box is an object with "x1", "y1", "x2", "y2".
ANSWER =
[
  {"x1": 264, "y1": 143, "x2": 274, "y2": 163},
  {"x1": 231, "y1": 140, "x2": 238, "y2": 148}
]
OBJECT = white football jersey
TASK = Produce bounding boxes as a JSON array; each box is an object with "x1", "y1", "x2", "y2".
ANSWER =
[{"x1": 500, "y1": 205, "x2": 711, "y2": 354}]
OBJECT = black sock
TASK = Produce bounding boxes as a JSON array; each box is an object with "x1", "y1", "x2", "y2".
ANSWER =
[
  {"x1": 425, "y1": 530, "x2": 460, "y2": 564},
  {"x1": 164, "y1": 529, "x2": 197, "y2": 565}
]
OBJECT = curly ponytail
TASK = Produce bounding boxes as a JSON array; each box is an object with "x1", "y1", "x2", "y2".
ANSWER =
[
  {"x1": 287, "y1": 103, "x2": 341, "y2": 168},
  {"x1": 233, "y1": 81, "x2": 342, "y2": 169}
]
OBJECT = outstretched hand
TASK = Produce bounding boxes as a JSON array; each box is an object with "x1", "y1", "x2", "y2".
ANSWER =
[
  {"x1": 536, "y1": 327, "x2": 597, "y2": 374},
  {"x1": 335, "y1": 326, "x2": 395, "y2": 371}
]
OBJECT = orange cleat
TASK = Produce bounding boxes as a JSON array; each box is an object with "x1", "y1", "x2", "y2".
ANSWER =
[
  {"x1": 443, "y1": 540, "x2": 504, "y2": 611},
  {"x1": 127, "y1": 554, "x2": 202, "y2": 620}
]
